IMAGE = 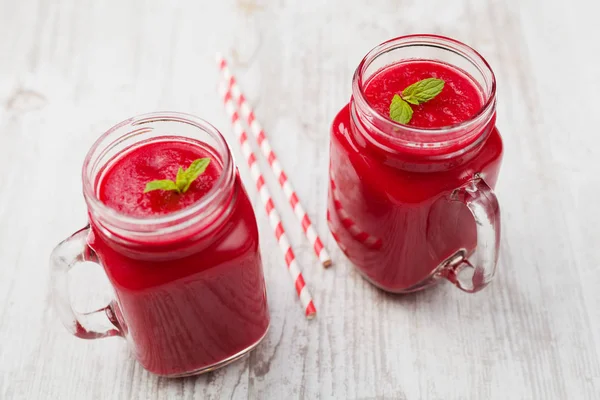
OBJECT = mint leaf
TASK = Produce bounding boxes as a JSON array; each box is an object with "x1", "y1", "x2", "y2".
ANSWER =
[
  {"x1": 389, "y1": 94, "x2": 414, "y2": 124},
  {"x1": 175, "y1": 167, "x2": 186, "y2": 193},
  {"x1": 182, "y1": 158, "x2": 210, "y2": 192},
  {"x1": 402, "y1": 78, "x2": 445, "y2": 105},
  {"x1": 181, "y1": 158, "x2": 210, "y2": 193},
  {"x1": 144, "y1": 158, "x2": 211, "y2": 195},
  {"x1": 388, "y1": 78, "x2": 445, "y2": 124},
  {"x1": 144, "y1": 180, "x2": 179, "y2": 193}
]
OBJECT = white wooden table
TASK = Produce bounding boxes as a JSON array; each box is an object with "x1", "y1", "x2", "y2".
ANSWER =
[{"x1": 1, "y1": 0, "x2": 599, "y2": 398}]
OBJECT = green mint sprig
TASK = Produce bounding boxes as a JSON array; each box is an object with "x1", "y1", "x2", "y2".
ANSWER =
[
  {"x1": 389, "y1": 78, "x2": 445, "y2": 124},
  {"x1": 144, "y1": 158, "x2": 211, "y2": 194}
]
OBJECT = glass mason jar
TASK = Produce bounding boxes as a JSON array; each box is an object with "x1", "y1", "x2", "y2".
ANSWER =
[
  {"x1": 50, "y1": 112, "x2": 270, "y2": 377},
  {"x1": 327, "y1": 35, "x2": 503, "y2": 293}
]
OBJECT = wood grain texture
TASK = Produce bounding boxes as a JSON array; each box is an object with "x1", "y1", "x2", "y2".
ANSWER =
[{"x1": 1, "y1": 0, "x2": 599, "y2": 399}]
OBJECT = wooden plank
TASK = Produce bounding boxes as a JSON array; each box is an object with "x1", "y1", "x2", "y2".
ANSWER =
[{"x1": 0, "y1": 0, "x2": 598, "y2": 398}]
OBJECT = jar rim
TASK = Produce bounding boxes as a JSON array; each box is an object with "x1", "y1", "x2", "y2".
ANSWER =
[
  {"x1": 82, "y1": 112, "x2": 235, "y2": 237},
  {"x1": 352, "y1": 34, "x2": 497, "y2": 142}
]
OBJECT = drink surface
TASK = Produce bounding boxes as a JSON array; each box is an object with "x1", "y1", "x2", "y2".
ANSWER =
[
  {"x1": 363, "y1": 60, "x2": 483, "y2": 128},
  {"x1": 99, "y1": 138, "x2": 221, "y2": 217}
]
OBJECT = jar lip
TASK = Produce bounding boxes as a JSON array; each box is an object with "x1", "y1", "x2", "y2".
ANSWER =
[
  {"x1": 352, "y1": 34, "x2": 497, "y2": 137},
  {"x1": 82, "y1": 111, "x2": 235, "y2": 235}
]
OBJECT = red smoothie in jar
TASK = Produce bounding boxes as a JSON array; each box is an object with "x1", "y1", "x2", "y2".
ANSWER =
[
  {"x1": 328, "y1": 36, "x2": 503, "y2": 293},
  {"x1": 89, "y1": 136, "x2": 269, "y2": 376}
]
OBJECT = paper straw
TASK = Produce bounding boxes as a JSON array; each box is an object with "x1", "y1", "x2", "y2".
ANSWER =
[
  {"x1": 216, "y1": 54, "x2": 332, "y2": 268},
  {"x1": 219, "y1": 85, "x2": 316, "y2": 319}
]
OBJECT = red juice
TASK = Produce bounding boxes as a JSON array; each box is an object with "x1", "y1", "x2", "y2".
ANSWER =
[
  {"x1": 88, "y1": 137, "x2": 270, "y2": 376},
  {"x1": 328, "y1": 57, "x2": 503, "y2": 292}
]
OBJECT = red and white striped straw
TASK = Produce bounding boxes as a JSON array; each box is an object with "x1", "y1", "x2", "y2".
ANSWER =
[
  {"x1": 216, "y1": 54, "x2": 332, "y2": 268},
  {"x1": 219, "y1": 85, "x2": 316, "y2": 319}
]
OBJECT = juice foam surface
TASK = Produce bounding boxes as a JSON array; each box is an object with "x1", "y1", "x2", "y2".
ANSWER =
[
  {"x1": 98, "y1": 139, "x2": 221, "y2": 217},
  {"x1": 364, "y1": 60, "x2": 483, "y2": 128}
]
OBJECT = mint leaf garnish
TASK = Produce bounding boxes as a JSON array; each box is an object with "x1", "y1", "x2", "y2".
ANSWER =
[
  {"x1": 175, "y1": 167, "x2": 186, "y2": 191},
  {"x1": 389, "y1": 78, "x2": 445, "y2": 124},
  {"x1": 179, "y1": 158, "x2": 211, "y2": 193},
  {"x1": 144, "y1": 180, "x2": 179, "y2": 193},
  {"x1": 144, "y1": 158, "x2": 211, "y2": 194},
  {"x1": 402, "y1": 78, "x2": 445, "y2": 105},
  {"x1": 389, "y1": 94, "x2": 413, "y2": 124}
]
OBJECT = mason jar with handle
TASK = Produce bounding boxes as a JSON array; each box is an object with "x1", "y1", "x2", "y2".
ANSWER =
[
  {"x1": 50, "y1": 112, "x2": 270, "y2": 376},
  {"x1": 327, "y1": 34, "x2": 503, "y2": 293}
]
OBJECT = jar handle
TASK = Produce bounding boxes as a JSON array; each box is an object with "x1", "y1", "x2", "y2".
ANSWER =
[
  {"x1": 442, "y1": 175, "x2": 501, "y2": 293},
  {"x1": 50, "y1": 225, "x2": 122, "y2": 339}
]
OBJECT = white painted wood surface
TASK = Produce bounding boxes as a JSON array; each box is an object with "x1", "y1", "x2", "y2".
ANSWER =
[{"x1": 1, "y1": 0, "x2": 599, "y2": 398}]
